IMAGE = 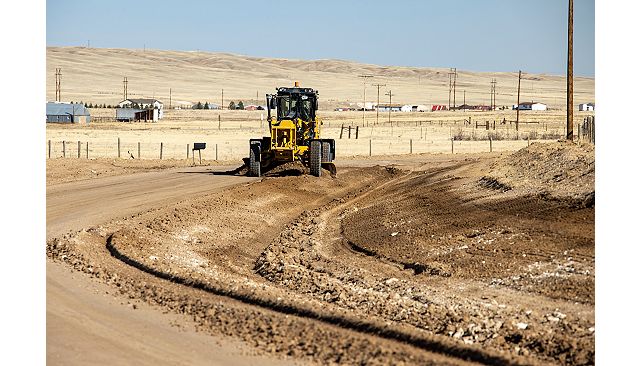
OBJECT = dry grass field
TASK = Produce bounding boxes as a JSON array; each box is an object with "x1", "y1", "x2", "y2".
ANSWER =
[{"x1": 46, "y1": 46, "x2": 594, "y2": 110}]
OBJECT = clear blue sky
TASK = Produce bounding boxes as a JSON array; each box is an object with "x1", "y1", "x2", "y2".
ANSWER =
[{"x1": 47, "y1": 0, "x2": 595, "y2": 76}]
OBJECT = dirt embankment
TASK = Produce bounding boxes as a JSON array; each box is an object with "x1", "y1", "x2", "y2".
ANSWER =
[
  {"x1": 480, "y1": 140, "x2": 595, "y2": 207},
  {"x1": 47, "y1": 142, "x2": 594, "y2": 365}
]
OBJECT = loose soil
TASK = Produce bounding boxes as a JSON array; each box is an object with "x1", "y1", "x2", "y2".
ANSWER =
[{"x1": 47, "y1": 141, "x2": 594, "y2": 365}]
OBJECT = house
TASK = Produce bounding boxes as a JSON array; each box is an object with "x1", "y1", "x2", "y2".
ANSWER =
[
  {"x1": 118, "y1": 98, "x2": 164, "y2": 119},
  {"x1": 431, "y1": 105, "x2": 448, "y2": 111},
  {"x1": 401, "y1": 104, "x2": 429, "y2": 112},
  {"x1": 335, "y1": 107, "x2": 356, "y2": 112},
  {"x1": 46, "y1": 102, "x2": 91, "y2": 124},
  {"x1": 579, "y1": 103, "x2": 595, "y2": 111},
  {"x1": 513, "y1": 102, "x2": 547, "y2": 111}
]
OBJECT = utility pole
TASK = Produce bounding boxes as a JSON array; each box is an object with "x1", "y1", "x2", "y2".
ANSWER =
[
  {"x1": 358, "y1": 75, "x2": 373, "y2": 126},
  {"x1": 169, "y1": 88, "x2": 172, "y2": 109},
  {"x1": 55, "y1": 68, "x2": 61, "y2": 102},
  {"x1": 372, "y1": 83, "x2": 386, "y2": 125},
  {"x1": 453, "y1": 68, "x2": 457, "y2": 110},
  {"x1": 384, "y1": 90, "x2": 394, "y2": 125},
  {"x1": 490, "y1": 78, "x2": 497, "y2": 110},
  {"x1": 448, "y1": 69, "x2": 454, "y2": 109},
  {"x1": 516, "y1": 70, "x2": 522, "y2": 131},
  {"x1": 221, "y1": 88, "x2": 224, "y2": 110},
  {"x1": 567, "y1": 0, "x2": 574, "y2": 141},
  {"x1": 123, "y1": 77, "x2": 128, "y2": 100}
]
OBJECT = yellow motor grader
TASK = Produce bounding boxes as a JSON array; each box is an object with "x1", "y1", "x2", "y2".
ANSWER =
[{"x1": 247, "y1": 82, "x2": 336, "y2": 177}]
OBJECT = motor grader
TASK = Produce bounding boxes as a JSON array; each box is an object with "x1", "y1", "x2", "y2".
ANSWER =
[{"x1": 247, "y1": 82, "x2": 336, "y2": 177}]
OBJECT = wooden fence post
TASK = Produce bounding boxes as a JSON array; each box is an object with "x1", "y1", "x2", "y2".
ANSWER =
[
  {"x1": 410, "y1": 139, "x2": 413, "y2": 154},
  {"x1": 527, "y1": 136, "x2": 530, "y2": 147},
  {"x1": 215, "y1": 143, "x2": 218, "y2": 161},
  {"x1": 48, "y1": 140, "x2": 51, "y2": 159},
  {"x1": 348, "y1": 126, "x2": 352, "y2": 139},
  {"x1": 218, "y1": 115, "x2": 221, "y2": 130},
  {"x1": 160, "y1": 142, "x2": 163, "y2": 159},
  {"x1": 86, "y1": 142, "x2": 89, "y2": 159},
  {"x1": 138, "y1": 142, "x2": 140, "y2": 159},
  {"x1": 369, "y1": 139, "x2": 372, "y2": 156},
  {"x1": 78, "y1": 141, "x2": 81, "y2": 158},
  {"x1": 355, "y1": 126, "x2": 359, "y2": 139},
  {"x1": 451, "y1": 138, "x2": 454, "y2": 154},
  {"x1": 489, "y1": 137, "x2": 492, "y2": 152},
  {"x1": 117, "y1": 137, "x2": 121, "y2": 158},
  {"x1": 187, "y1": 144, "x2": 190, "y2": 159},
  {"x1": 63, "y1": 141, "x2": 66, "y2": 158},
  {"x1": 340, "y1": 124, "x2": 344, "y2": 139}
]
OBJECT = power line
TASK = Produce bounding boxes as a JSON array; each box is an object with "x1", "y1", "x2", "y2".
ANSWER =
[
  {"x1": 55, "y1": 68, "x2": 61, "y2": 102},
  {"x1": 516, "y1": 71, "x2": 522, "y2": 131},
  {"x1": 358, "y1": 75, "x2": 373, "y2": 126},
  {"x1": 372, "y1": 83, "x2": 386, "y2": 125},
  {"x1": 453, "y1": 68, "x2": 457, "y2": 110},
  {"x1": 567, "y1": 0, "x2": 574, "y2": 140},
  {"x1": 123, "y1": 77, "x2": 128, "y2": 100},
  {"x1": 490, "y1": 78, "x2": 497, "y2": 110},
  {"x1": 384, "y1": 90, "x2": 394, "y2": 125}
]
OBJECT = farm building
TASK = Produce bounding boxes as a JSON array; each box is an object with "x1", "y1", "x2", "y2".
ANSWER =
[
  {"x1": 116, "y1": 108, "x2": 161, "y2": 122},
  {"x1": 335, "y1": 107, "x2": 356, "y2": 111},
  {"x1": 458, "y1": 104, "x2": 492, "y2": 111},
  {"x1": 46, "y1": 102, "x2": 91, "y2": 124},
  {"x1": 579, "y1": 103, "x2": 595, "y2": 111},
  {"x1": 401, "y1": 104, "x2": 429, "y2": 112},
  {"x1": 376, "y1": 103, "x2": 403, "y2": 112},
  {"x1": 432, "y1": 105, "x2": 448, "y2": 111},
  {"x1": 118, "y1": 98, "x2": 164, "y2": 119},
  {"x1": 513, "y1": 102, "x2": 547, "y2": 111}
]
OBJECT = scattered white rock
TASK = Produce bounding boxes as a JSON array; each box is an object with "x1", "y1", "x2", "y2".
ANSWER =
[
  {"x1": 588, "y1": 327, "x2": 595, "y2": 333},
  {"x1": 385, "y1": 278, "x2": 399, "y2": 285},
  {"x1": 516, "y1": 322, "x2": 528, "y2": 330},
  {"x1": 390, "y1": 232, "x2": 399, "y2": 237},
  {"x1": 547, "y1": 315, "x2": 560, "y2": 322},
  {"x1": 149, "y1": 255, "x2": 158, "y2": 261}
]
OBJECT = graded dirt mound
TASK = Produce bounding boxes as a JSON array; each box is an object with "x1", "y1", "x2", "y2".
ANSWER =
[{"x1": 481, "y1": 141, "x2": 595, "y2": 207}]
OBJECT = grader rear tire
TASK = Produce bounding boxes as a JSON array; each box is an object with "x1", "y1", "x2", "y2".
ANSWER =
[
  {"x1": 310, "y1": 141, "x2": 322, "y2": 177},
  {"x1": 249, "y1": 140, "x2": 261, "y2": 177}
]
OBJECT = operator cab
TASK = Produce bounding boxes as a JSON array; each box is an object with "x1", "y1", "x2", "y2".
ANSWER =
[{"x1": 267, "y1": 86, "x2": 318, "y2": 123}]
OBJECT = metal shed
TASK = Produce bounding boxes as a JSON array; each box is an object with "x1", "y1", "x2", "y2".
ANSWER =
[{"x1": 46, "y1": 102, "x2": 91, "y2": 124}]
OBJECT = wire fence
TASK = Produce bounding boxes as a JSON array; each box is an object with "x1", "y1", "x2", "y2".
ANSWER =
[{"x1": 46, "y1": 136, "x2": 547, "y2": 161}]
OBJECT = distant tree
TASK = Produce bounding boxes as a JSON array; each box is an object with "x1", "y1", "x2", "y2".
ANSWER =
[
  {"x1": 103, "y1": 103, "x2": 107, "y2": 108},
  {"x1": 228, "y1": 101, "x2": 236, "y2": 110},
  {"x1": 237, "y1": 101, "x2": 244, "y2": 110},
  {"x1": 204, "y1": 102, "x2": 209, "y2": 109},
  {"x1": 87, "y1": 103, "x2": 93, "y2": 108},
  {"x1": 80, "y1": 101, "x2": 84, "y2": 106},
  {"x1": 196, "y1": 101, "x2": 203, "y2": 109}
]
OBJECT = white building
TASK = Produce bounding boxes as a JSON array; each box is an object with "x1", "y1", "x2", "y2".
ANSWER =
[
  {"x1": 513, "y1": 102, "x2": 547, "y2": 111},
  {"x1": 578, "y1": 103, "x2": 595, "y2": 111},
  {"x1": 401, "y1": 104, "x2": 429, "y2": 112},
  {"x1": 118, "y1": 98, "x2": 164, "y2": 119}
]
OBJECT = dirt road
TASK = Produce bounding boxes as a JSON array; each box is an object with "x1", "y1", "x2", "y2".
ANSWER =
[
  {"x1": 47, "y1": 142, "x2": 594, "y2": 365},
  {"x1": 46, "y1": 165, "x2": 292, "y2": 366}
]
